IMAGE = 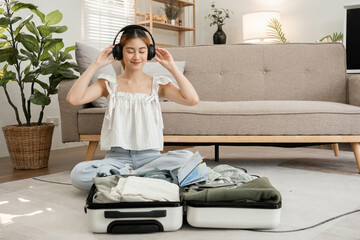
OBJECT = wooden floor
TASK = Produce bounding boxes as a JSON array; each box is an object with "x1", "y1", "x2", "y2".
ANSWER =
[{"x1": 0, "y1": 145, "x2": 187, "y2": 184}]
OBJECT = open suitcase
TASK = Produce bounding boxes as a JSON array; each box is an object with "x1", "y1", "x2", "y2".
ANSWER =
[
  {"x1": 85, "y1": 185, "x2": 183, "y2": 234},
  {"x1": 186, "y1": 200, "x2": 281, "y2": 229}
]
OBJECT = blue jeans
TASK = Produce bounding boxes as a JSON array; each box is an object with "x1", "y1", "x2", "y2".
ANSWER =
[{"x1": 70, "y1": 147, "x2": 193, "y2": 190}]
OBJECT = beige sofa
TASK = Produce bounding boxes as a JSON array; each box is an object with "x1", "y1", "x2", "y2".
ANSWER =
[{"x1": 58, "y1": 43, "x2": 360, "y2": 172}]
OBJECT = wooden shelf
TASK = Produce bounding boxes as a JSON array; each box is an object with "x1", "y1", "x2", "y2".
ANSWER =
[
  {"x1": 135, "y1": 0, "x2": 196, "y2": 46},
  {"x1": 137, "y1": 20, "x2": 195, "y2": 31}
]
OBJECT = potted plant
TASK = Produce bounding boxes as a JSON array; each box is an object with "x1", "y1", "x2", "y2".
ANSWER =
[
  {"x1": 0, "y1": 0, "x2": 78, "y2": 169},
  {"x1": 205, "y1": 2, "x2": 233, "y2": 44},
  {"x1": 163, "y1": 0, "x2": 183, "y2": 25}
]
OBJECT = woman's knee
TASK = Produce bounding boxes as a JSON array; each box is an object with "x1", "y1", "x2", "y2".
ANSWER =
[
  {"x1": 70, "y1": 161, "x2": 97, "y2": 191},
  {"x1": 167, "y1": 149, "x2": 194, "y2": 159}
]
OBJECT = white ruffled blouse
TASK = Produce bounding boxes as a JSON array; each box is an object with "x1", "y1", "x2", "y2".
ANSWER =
[{"x1": 99, "y1": 73, "x2": 171, "y2": 151}]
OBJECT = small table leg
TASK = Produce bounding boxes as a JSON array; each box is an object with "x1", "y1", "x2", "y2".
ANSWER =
[{"x1": 215, "y1": 144, "x2": 219, "y2": 162}]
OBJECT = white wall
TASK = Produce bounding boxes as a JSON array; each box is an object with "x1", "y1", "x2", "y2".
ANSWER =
[
  {"x1": 196, "y1": 0, "x2": 360, "y2": 45},
  {"x1": 1, "y1": 0, "x2": 360, "y2": 157}
]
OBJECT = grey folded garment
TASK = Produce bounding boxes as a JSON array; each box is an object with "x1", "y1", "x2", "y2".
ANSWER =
[
  {"x1": 206, "y1": 164, "x2": 257, "y2": 185},
  {"x1": 181, "y1": 177, "x2": 282, "y2": 204},
  {"x1": 92, "y1": 175, "x2": 121, "y2": 203}
]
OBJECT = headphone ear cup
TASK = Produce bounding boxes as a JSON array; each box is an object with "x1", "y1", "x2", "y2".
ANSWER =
[
  {"x1": 147, "y1": 44, "x2": 156, "y2": 60},
  {"x1": 113, "y1": 44, "x2": 123, "y2": 60}
]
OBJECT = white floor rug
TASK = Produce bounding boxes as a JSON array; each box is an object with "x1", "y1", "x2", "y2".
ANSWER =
[{"x1": 1, "y1": 146, "x2": 360, "y2": 240}]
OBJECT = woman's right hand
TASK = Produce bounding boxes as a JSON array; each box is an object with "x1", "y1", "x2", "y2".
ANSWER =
[{"x1": 94, "y1": 45, "x2": 116, "y2": 68}]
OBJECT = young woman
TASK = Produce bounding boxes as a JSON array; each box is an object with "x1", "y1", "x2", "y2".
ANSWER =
[{"x1": 67, "y1": 25, "x2": 199, "y2": 190}]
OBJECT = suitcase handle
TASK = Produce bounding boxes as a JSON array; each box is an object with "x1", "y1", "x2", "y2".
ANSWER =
[{"x1": 104, "y1": 210, "x2": 167, "y2": 219}]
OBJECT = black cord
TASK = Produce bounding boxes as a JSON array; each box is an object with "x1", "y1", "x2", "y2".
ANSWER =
[
  {"x1": 250, "y1": 209, "x2": 360, "y2": 233},
  {"x1": 32, "y1": 177, "x2": 72, "y2": 186}
]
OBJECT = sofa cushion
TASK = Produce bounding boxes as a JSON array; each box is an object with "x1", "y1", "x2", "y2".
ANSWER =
[
  {"x1": 77, "y1": 101, "x2": 360, "y2": 136},
  {"x1": 160, "y1": 101, "x2": 360, "y2": 135},
  {"x1": 75, "y1": 42, "x2": 117, "y2": 108},
  {"x1": 166, "y1": 43, "x2": 347, "y2": 103}
]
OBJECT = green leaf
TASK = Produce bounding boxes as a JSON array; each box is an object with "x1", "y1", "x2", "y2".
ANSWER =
[
  {"x1": 14, "y1": 14, "x2": 33, "y2": 36},
  {"x1": 34, "y1": 79, "x2": 49, "y2": 89},
  {"x1": 29, "y1": 92, "x2": 51, "y2": 106},
  {"x1": 24, "y1": 64, "x2": 31, "y2": 75},
  {"x1": 20, "y1": 48, "x2": 38, "y2": 65},
  {"x1": 22, "y1": 72, "x2": 36, "y2": 82},
  {"x1": 60, "y1": 45, "x2": 75, "y2": 60},
  {"x1": 11, "y1": 3, "x2": 37, "y2": 12},
  {"x1": 39, "y1": 60, "x2": 59, "y2": 75},
  {"x1": 9, "y1": 1, "x2": 20, "y2": 7},
  {"x1": 15, "y1": 33, "x2": 40, "y2": 53},
  {"x1": 31, "y1": 9, "x2": 45, "y2": 23},
  {"x1": 0, "y1": 40, "x2": 10, "y2": 48},
  {"x1": 25, "y1": 21, "x2": 40, "y2": 40},
  {"x1": 43, "y1": 38, "x2": 62, "y2": 51},
  {"x1": 39, "y1": 51, "x2": 52, "y2": 61},
  {"x1": 0, "y1": 47, "x2": 15, "y2": 63},
  {"x1": 45, "y1": 10, "x2": 62, "y2": 26},
  {"x1": 0, "y1": 33, "x2": 7, "y2": 40},
  {"x1": 10, "y1": 16, "x2": 21, "y2": 25},
  {"x1": 48, "y1": 41, "x2": 64, "y2": 56},
  {"x1": 57, "y1": 69, "x2": 77, "y2": 79},
  {"x1": 0, "y1": 17, "x2": 10, "y2": 27},
  {"x1": 59, "y1": 61, "x2": 77, "y2": 70},
  {"x1": 49, "y1": 25, "x2": 67, "y2": 33},
  {"x1": 0, "y1": 69, "x2": 16, "y2": 86},
  {"x1": 37, "y1": 25, "x2": 67, "y2": 37},
  {"x1": 59, "y1": 53, "x2": 72, "y2": 61}
]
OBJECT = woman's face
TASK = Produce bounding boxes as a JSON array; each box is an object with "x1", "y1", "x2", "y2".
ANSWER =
[{"x1": 122, "y1": 38, "x2": 148, "y2": 70}]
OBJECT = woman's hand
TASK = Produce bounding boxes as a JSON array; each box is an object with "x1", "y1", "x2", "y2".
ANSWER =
[
  {"x1": 154, "y1": 47, "x2": 176, "y2": 71},
  {"x1": 94, "y1": 45, "x2": 116, "y2": 69}
]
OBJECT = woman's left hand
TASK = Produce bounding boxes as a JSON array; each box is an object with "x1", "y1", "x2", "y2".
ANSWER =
[{"x1": 154, "y1": 47, "x2": 175, "y2": 70}]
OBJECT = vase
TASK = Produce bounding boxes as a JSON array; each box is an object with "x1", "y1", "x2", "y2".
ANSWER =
[
  {"x1": 2, "y1": 123, "x2": 55, "y2": 169},
  {"x1": 213, "y1": 26, "x2": 226, "y2": 44},
  {"x1": 168, "y1": 19, "x2": 176, "y2": 25}
]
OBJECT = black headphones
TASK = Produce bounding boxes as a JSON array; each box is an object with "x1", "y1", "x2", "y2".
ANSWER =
[{"x1": 112, "y1": 24, "x2": 156, "y2": 61}]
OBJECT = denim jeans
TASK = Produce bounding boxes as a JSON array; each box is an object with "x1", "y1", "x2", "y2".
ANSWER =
[{"x1": 70, "y1": 147, "x2": 193, "y2": 190}]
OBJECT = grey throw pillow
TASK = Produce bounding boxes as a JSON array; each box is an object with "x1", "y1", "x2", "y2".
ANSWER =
[{"x1": 75, "y1": 42, "x2": 116, "y2": 107}]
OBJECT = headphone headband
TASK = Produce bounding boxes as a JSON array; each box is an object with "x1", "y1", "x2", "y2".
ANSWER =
[{"x1": 112, "y1": 24, "x2": 156, "y2": 48}]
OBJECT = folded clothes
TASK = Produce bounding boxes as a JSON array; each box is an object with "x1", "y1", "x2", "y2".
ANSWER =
[
  {"x1": 206, "y1": 164, "x2": 257, "y2": 185},
  {"x1": 92, "y1": 175, "x2": 180, "y2": 203},
  {"x1": 181, "y1": 177, "x2": 281, "y2": 204},
  {"x1": 111, "y1": 176, "x2": 180, "y2": 202}
]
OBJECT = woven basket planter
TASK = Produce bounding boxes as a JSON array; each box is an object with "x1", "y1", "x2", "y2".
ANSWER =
[{"x1": 2, "y1": 123, "x2": 55, "y2": 169}]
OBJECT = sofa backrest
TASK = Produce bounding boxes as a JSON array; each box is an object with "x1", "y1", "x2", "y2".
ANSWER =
[{"x1": 165, "y1": 43, "x2": 347, "y2": 103}]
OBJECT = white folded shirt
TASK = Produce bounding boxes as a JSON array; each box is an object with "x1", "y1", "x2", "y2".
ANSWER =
[{"x1": 110, "y1": 176, "x2": 180, "y2": 202}]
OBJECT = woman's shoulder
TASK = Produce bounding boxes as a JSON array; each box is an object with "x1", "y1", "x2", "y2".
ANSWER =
[{"x1": 98, "y1": 73, "x2": 117, "y2": 83}]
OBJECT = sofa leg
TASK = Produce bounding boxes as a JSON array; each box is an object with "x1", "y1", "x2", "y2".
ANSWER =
[
  {"x1": 215, "y1": 144, "x2": 219, "y2": 162},
  {"x1": 331, "y1": 143, "x2": 339, "y2": 157},
  {"x1": 85, "y1": 141, "x2": 99, "y2": 161},
  {"x1": 351, "y1": 143, "x2": 360, "y2": 173}
]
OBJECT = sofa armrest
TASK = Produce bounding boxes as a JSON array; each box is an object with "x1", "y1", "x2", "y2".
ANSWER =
[
  {"x1": 58, "y1": 79, "x2": 86, "y2": 142},
  {"x1": 348, "y1": 74, "x2": 360, "y2": 107}
]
